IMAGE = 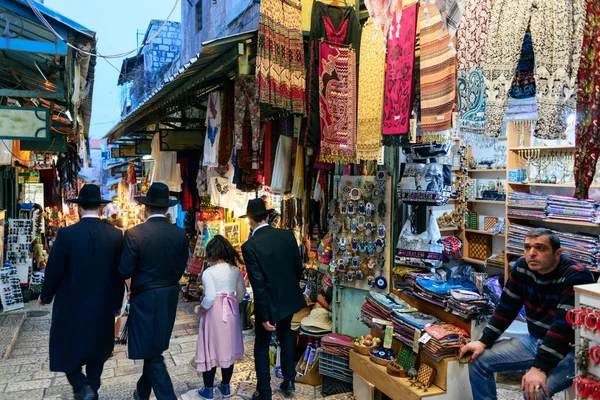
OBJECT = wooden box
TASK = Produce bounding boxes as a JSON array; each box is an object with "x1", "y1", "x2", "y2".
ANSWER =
[{"x1": 467, "y1": 233, "x2": 492, "y2": 260}]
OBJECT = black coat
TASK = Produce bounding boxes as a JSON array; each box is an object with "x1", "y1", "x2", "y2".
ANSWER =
[
  {"x1": 41, "y1": 218, "x2": 124, "y2": 373},
  {"x1": 241, "y1": 226, "x2": 306, "y2": 324},
  {"x1": 119, "y1": 217, "x2": 188, "y2": 360}
]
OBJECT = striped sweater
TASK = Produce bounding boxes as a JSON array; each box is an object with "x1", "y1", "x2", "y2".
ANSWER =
[{"x1": 480, "y1": 255, "x2": 594, "y2": 373}]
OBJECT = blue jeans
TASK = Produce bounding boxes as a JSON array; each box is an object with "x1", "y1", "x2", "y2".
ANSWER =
[{"x1": 468, "y1": 335, "x2": 574, "y2": 400}]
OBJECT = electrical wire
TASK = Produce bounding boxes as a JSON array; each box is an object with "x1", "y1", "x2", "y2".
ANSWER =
[{"x1": 24, "y1": 0, "x2": 180, "y2": 59}]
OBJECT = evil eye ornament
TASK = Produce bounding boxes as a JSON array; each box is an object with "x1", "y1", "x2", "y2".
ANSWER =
[
  {"x1": 351, "y1": 237, "x2": 358, "y2": 251},
  {"x1": 351, "y1": 218, "x2": 358, "y2": 234},
  {"x1": 376, "y1": 170, "x2": 386, "y2": 183},
  {"x1": 339, "y1": 236, "x2": 347, "y2": 250},
  {"x1": 361, "y1": 181, "x2": 375, "y2": 198},
  {"x1": 378, "y1": 223, "x2": 386, "y2": 238},
  {"x1": 366, "y1": 202, "x2": 375, "y2": 217},
  {"x1": 347, "y1": 201, "x2": 356, "y2": 215},
  {"x1": 352, "y1": 256, "x2": 360, "y2": 267},
  {"x1": 350, "y1": 187, "x2": 362, "y2": 201},
  {"x1": 355, "y1": 269, "x2": 364, "y2": 281},
  {"x1": 343, "y1": 251, "x2": 351, "y2": 264},
  {"x1": 337, "y1": 260, "x2": 346, "y2": 271},
  {"x1": 359, "y1": 241, "x2": 367, "y2": 253},
  {"x1": 367, "y1": 275, "x2": 375, "y2": 287},
  {"x1": 347, "y1": 271, "x2": 354, "y2": 282},
  {"x1": 368, "y1": 241, "x2": 375, "y2": 255},
  {"x1": 378, "y1": 202, "x2": 386, "y2": 218},
  {"x1": 329, "y1": 259, "x2": 338, "y2": 273},
  {"x1": 339, "y1": 202, "x2": 347, "y2": 215},
  {"x1": 358, "y1": 200, "x2": 366, "y2": 215}
]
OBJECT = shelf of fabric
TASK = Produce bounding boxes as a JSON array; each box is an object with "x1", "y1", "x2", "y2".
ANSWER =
[
  {"x1": 508, "y1": 145, "x2": 575, "y2": 151},
  {"x1": 467, "y1": 200, "x2": 506, "y2": 205},
  {"x1": 464, "y1": 229, "x2": 505, "y2": 237},
  {"x1": 507, "y1": 216, "x2": 600, "y2": 228},
  {"x1": 468, "y1": 169, "x2": 507, "y2": 173},
  {"x1": 462, "y1": 257, "x2": 486, "y2": 266},
  {"x1": 349, "y1": 351, "x2": 446, "y2": 400}
]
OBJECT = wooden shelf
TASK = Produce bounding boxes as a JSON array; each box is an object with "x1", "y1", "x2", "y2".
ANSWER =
[
  {"x1": 507, "y1": 216, "x2": 600, "y2": 228},
  {"x1": 350, "y1": 351, "x2": 446, "y2": 400},
  {"x1": 462, "y1": 257, "x2": 486, "y2": 266},
  {"x1": 467, "y1": 200, "x2": 506, "y2": 205},
  {"x1": 508, "y1": 182, "x2": 576, "y2": 187},
  {"x1": 506, "y1": 251, "x2": 523, "y2": 257},
  {"x1": 468, "y1": 169, "x2": 507, "y2": 173},
  {"x1": 509, "y1": 145, "x2": 575, "y2": 151},
  {"x1": 464, "y1": 229, "x2": 505, "y2": 237},
  {"x1": 439, "y1": 226, "x2": 459, "y2": 232}
]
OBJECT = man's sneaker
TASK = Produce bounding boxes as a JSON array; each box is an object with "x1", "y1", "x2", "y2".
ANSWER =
[
  {"x1": 197, "y1": 387, "x2": 214, "y2": 400},
  {"x1": 218, "y1": 383, "x2": 231, "y2": 398}
]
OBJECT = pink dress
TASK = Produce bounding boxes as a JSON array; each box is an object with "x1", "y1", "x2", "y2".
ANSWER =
[{"x1": 195, "y1": 263, "x2": 246, "y2": 372}]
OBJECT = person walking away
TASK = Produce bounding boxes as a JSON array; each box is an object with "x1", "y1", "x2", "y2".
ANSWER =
[
  {"x1": 195, "y1": 235, "x2": 246, "y2": 400},
  {"x1": 241, "y1": 198, "x2": 306, "y2": 400},
  {"x1": 459, "y1": 228, "x2": 595, "y2": 400},
  {"x1": 119, "y1": 182, "x2": 189, "y2": 400},
  {"x1": 39, "y1": 184, "x2": 124, "y2": 400}
]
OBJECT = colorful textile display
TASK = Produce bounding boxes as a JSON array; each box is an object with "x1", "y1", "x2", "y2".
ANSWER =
[
  {"x1": 203, "y1": 91, "x2": 222, "y2": 167},
  {"x1": 382, "y1": 3, "x2": 419, "y2": 136},
  {"x1": 483, "y1": 0, "x2": 586, "y2": 139},
  {"x1": 456, "y1": 0, "x2": 493, "y2": 140},
  {"x1": 509, "y1": 31, "x2": 535, "y2": 99},
  {"x1": 218, "y1": 82, "x2": 234, "y2": 168},
  {"x1": 318, "y1": 42, "x2": 358, "y2": 163},
  {"x1": 256, "y1": 0, "x2": 306, "y2": 114},
  {"x1": 271, "y1": 135, "x2": 293, "y2": 193},
  {"x1": 303, "y1": 1, "x2": 362, "y2": 148},
  {"x1": 507, "y1": 192, "x2": 547, "y2": 220},
  {"x1": 233, "y1": 75, "x2": 260, "y2": 151},
  {"x1": 357, "y1": 20, "x2": 386, "y2": 160},
  {"x1": 574, "y1": 0, "x2": 600, "y2": 199},
  {"x1": 419, "y1": 0, "x2": 456, "y2": 133}
]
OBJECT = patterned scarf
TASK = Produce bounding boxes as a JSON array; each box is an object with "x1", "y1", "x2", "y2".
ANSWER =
[
  {"x1": 218, "y1": 82, "x2": 234, "y2": 167},
  {"x1": 357, "y1": 20, "x2": 386, "y2": 161},
  {"x1": 318, "y1": 42, "x2": 357, "y2": 163}
]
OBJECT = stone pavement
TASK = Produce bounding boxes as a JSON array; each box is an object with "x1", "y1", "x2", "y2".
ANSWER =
[{"x1": 0, "y1": 300, "x2": 522, "y2": 400}]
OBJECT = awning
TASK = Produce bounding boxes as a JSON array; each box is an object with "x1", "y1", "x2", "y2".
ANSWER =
[
  {"x1": 105, "y1": 30, "x2": 257, "y2": 142},
  {"x1": 107, "y1": 177, "x2": 122, "y2": 187},
  {"x1": 77, "y1": 171, "x2": 98, "y2": 183}
]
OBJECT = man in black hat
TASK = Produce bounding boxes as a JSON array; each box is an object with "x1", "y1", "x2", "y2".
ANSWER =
[
  {"x1": 241, "y1": 198, "x2": 306, "y2": 400},
  {"x1": 39, "y1": 184, "x2": 125, "y2": 400},
  {"x1": 119, "y1": 182, "x2": 188, "y2": 400}
]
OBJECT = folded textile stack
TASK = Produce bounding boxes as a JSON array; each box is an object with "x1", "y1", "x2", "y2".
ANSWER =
[
  {"x1": 413, "y1": 277, "x2": 480, "y2": 310},
  {"x1": 446, "y1": 289, "x2": 493, "y2": 322},
  {"x1": 507, "y1": 223, "x2": 600, "y2": 271},
  {"x1": 390, "y1": 311, "x2": 441, "y2": 348},
  {"x1": 484, "y1": 252, "x2": 506, "y2": 269},
  {"x1": 507, "y1": 192, "x2": 547, "y2": 219},
  {"x1": 360, "y1": 291, "x2": 417, "y2": 331},
  {"x1": 546, "y1": 195, "x2": 598, "y2": 223},
  {"x1": 398, "y1": 271, "x2": 432, "y2": 295},
  {"x1": 421, "y1": 323, "x2": 470, "y2": 362},
  {"x1": 320, "y1": 334, "x2": 354, "y2": 358}
]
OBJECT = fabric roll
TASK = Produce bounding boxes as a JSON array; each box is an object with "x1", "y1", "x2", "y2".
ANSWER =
[
  {"x1": 318, "y1": 42, "x2": 358, "y2": 163},
  {"x1": 419, "y1": 0, "x2": 456, "y2": 133},
  {"x1": 382, "y1": 3, "x2": 419, "y2": 136},
  {"x1": 357, "y1": 20, "x2": 386, "y2": 160}
]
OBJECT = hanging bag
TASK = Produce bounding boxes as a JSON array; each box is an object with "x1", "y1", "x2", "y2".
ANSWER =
[
  {"x1": 397, "y1": 163, "x2": 452, "y2": 206},
  {"x1": 395, "y1": 211, "x2": 444, "y2": 269}
]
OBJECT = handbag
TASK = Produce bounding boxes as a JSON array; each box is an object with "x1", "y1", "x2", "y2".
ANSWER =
[
  {"x1": 188, "y1": 254, "x2": 205, "y2": 276},
  {"x1": 397, "y1": 163, "x2": 452, "y2": 206},
  {"x1": 395, "y1": 211, "x2": 444, "y2": 269}
]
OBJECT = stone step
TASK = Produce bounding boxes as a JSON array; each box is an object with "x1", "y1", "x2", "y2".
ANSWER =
[{"x1": 0, "y1": 312, "x2": 27, "y2": 359}]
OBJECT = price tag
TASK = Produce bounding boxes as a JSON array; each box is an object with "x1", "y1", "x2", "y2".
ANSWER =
[
  {"x1": 377, "y1": 146, "x2": 385, "y2": 165},
  {"x1": 452, "y1": 112, "x2": 459, "y2": 129},
  {"x1": 409, "y1": 119, "x2": 417, "y2": 143},
  {"x1": 413, "y1": 329, "x2": 421, "y2": 353},
  {"x1": 419, "y1": 333, "x2": 432, "y2": 344},
  {"x1": 384, "y1": 325, "x2": 394, "y2": 349}
]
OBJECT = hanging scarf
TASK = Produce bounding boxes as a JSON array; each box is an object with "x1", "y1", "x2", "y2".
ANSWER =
[
  {"x1": 318, "y1": 42, "x2": 358, "y2": 164},
  {"x1": 357, "y1": 20, "x2": 385, "y2": 161},
  {"x1": 203, "y1": 91, "x2": 222, "y2": 167},
  {"x1": 419, "y1": 0, "x2": 456, "y2": 133},
  {"x1": 382, "y1": 4, "x2": 419, "y2": 136},
  {"x1": 218, "y1": 82, "x2": 234, "y2": 167}
]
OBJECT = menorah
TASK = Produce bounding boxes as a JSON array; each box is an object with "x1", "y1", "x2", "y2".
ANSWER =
[{"x1": 518, "y1": 148, "x2": 539, "y2": 184}]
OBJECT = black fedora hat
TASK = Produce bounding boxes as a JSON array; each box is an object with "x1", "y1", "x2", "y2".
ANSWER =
[
  {"x1": 67, "y1": 184, "x2": 111, "y2": 205},
  {"x1": 240, "y1": 198, "x2": 275, "y2": 219},
  {"x1": 134, "y1": 182, "x2": 179, "y2": 207}
]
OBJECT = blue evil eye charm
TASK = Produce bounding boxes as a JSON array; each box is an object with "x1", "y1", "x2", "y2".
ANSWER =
[
  {"x1": 359, "y1": 241, "x2": 367, "y2": 253},
  {"x1": 368, "y1": 241, "x2": 375, "y2": 255},
  {"x1": 352, "y1": 256, "x2": 359, "y2": 267},
  {"x1": 352, "y1": 237, "x2": 358, "y2": 251}
]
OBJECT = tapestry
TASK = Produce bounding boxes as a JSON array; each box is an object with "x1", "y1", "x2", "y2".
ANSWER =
[
  {"x1": 218, "y1": 81, "x2": 234, "y2": 167},
  {"x1": 509, "y1": 31, "x2": 535, "y2": 99},
  {"x1": 202, "y1": 91, "x2": 221, "y2": 167},
  {"x1": 318, "y1": 42, "x2": 357, "y2": 164},
  {"x1": 419, "y1": 0, "x2": 456, "y2": 133},
  {"x1": 382, "y1": 3, "x2": 419, "y2": 136},
  {"x1": 256, "y1": 0, "x2": 306, "y2": 114},
  {"x1": 233, "y1": 75, "x2": 260, "y2": 151},
  {"x1": 357, "y1": 20, "x2": 386, "y2": 160},
  {"x1": 574, "y1": 0, "x2": 600, "y2": 199}
]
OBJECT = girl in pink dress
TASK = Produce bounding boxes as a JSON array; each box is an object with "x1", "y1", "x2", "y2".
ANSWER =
[{"x1": 195, "y1": 235, "x2": 247, "y2": 400}]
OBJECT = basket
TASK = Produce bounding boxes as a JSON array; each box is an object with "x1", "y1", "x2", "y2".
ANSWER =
[
  {"x1": 370, "y1": 354, "x2": 391, "y2": 366},
  {"x1": 387, "y1": 361, "x2": 407, "y2": 377},
  {"x1": 353, "y1": 343, "x2": 377, "y2": 356},
  {"x1": 319, "y1": 352, "x2": 353, "y2": 383},
  {"x1": 321, "y1": 375, "x2": 353, "y2": 397}
]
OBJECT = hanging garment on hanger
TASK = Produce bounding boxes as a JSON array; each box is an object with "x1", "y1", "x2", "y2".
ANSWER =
[
  {"x1": 574, "y1": 0, "x2": 600, "y2": 199},
  {"x1": 356, "y1": 19, "x2": 385, "y2": 161},
  {"x1": 256, "y1": 0, "x2": 306, "y2": 114},
  {"x1": 483, "y1": 0, "x2": 586, "y2": 139},
  {"x1": 419, "y1": 0, "x2": 456, "y2": 133},
  {"x1": 271, "y1": 134, "x2": 293, "y2": 193},
  {"x1": 318, "y1": 42, "x2": 358, "y2": 163},
  {"x1": 302, "y1": 1, "x2": 362, "y2": 149},
  {"x1": 151, "y1": 133, "x2": 183, "y2": 192},
  {"x1": 233, "y1": 75, "x2": 260, "y2": 151},
  {"x1": 218, "y1": 81, "x2": 234, "y2": 168},
  {"x1": 382, "y1": 3, "x2": 419, "y2": 136},
  {"x1": 203, "y1": 91, "x2": 222, "y2": 167}
]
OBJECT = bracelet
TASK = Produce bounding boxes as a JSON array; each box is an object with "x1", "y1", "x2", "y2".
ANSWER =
[
  {"x1": 586, "y1": 312, "x2": 599, "y2": 331},
  {"x1": 530, "y1": 366, "x2": 547, "y2": 376},
  {"x1": 591, "y1": 346, "x2": 600, "y2": 365}
]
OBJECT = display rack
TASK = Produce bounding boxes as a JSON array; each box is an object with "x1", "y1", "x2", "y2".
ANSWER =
[{"x1": 6, "y1": 219, "x2": 33, "y2": 284}]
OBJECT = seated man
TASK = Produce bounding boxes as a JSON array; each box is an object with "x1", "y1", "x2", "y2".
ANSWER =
[{"x1": 460, "y1": 228, "x2": 595, "y2": 400}]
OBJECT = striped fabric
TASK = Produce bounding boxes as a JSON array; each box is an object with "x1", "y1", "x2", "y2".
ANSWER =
[
  {"x1": 419, "y1": 0, "x2": 456, "y2": 133},
  {"x1": 479, "y1": 256, "x2": 594, "y2": 373}
]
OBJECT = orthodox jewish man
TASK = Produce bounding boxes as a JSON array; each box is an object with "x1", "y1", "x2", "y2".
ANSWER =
[
  {"x1": 119, "y1": 182, "x2": 188, "y2": 400},
  {"x1": 40, "y1": 184, "x2": 125, "y2": 400}
]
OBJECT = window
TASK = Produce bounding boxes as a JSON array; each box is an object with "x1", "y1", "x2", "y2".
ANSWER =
[{"x1": 196, "y1": 1, "x2": 203, "y2": 32}]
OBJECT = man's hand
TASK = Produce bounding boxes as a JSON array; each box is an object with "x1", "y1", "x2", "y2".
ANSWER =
[
  {"x1": 458, "y1": 340, "x2": 486, "y2": 361},
  {"x1": 37, "y1": 298, "x2": 45, "y2": 306},
  {"x1": 522, "y1": 367, "x2": 549, "y2": 400},
  {"x1": 114, "y1": 309, "x2": 122, "y2": 318},
  {"x1": 262, "y1": 321, "x2": 276, "y2": 332}
]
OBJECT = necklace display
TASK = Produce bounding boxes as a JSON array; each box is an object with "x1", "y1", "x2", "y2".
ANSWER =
[{"x1": 328, "y1": 172, "x2": 389, "y2": 287}]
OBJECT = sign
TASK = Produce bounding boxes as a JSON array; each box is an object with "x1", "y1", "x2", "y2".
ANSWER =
[
  {"x1": 135, "y1": 139, "x2": 152, "y2": 155},
  {"x1": 0, "y1": 107, "x2": 49, "y2": 141},
  {"x1": 23, "y1": 183, "x2": 44, "y2": 209},
  {"x1": 20, "y1": 132, "x2": 67, "y2": 152},
  {"x1": 159, "y1": 130, "x2": 203, "y2": 151},
  {"x1": 118, "y1": 145, "x2": 137, "y2": 158}
]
